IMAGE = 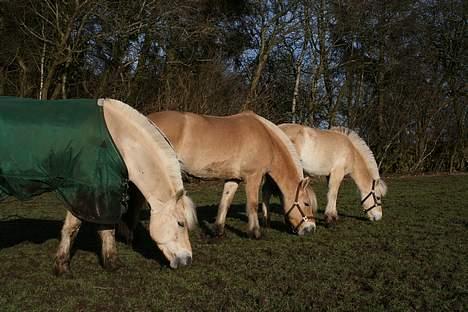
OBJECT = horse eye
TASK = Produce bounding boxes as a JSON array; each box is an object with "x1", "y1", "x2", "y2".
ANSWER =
[
  {"x1": 304, "y1": 203, "x2": 310, "y2": 207},
  {"x1": 177, "y1": 221, "x2": 185, "y2": 228}
]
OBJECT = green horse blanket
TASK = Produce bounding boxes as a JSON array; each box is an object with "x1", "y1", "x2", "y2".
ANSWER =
[{"x1": 0, "y1": 96, "x2": 129, "y2": 224}]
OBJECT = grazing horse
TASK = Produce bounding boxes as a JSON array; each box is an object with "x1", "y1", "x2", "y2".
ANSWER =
[
  {"x1": 0, "y1": 97, "x2": 196, "y2": 274},
  {"x1": 263, "y1": 124, "x2": 387, "y2": 226},
  {"x1": 147, "y1": 111, "x2": 316, "y2": 238}
]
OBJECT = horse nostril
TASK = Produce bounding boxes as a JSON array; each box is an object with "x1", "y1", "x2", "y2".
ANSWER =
[{"x1": 186, "y1": 256, "x2": 192, "y2": 266}]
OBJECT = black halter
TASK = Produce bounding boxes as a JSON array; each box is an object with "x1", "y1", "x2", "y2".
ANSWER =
[
  {"x1": 361, "y1": 180, "x2": 382, "y2": 214},
  {"x1": 284, "y1": 182, "x2": 314, "y2": 233}
]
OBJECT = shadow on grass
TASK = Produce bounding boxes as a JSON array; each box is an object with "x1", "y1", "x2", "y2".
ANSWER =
[
  {"x1": 337, "y1": 212, "x2": 369, "y2": 222},
  {"x1": 125, "y1": 221, "x2": 170, "y2": 267},
  {"x1": 178, "y1": 203, "x2": 294, "y2": 238},
  {"x1": 0, "y1": 218, "x2": 102, "y2": 251},
  {"x1": 0, "y1": 216, "x2": 170, "y2": 268},
  {"x1": 268, "y1": 203, "x2": 370, "y2": 228},
  {"x1": 0, "y1": 218, "x2": 62, "y2": 248}
]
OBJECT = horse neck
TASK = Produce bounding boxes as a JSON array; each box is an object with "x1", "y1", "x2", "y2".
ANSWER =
[
  {"x1": 253, "y1": 115, "x2": 303, "y2": 205},
  {"x1": 268, "y1": 156, "x2": 302, "y2": 205},
  {"x1": 350, "y1": 151, "x2": 375, "y2": 196},
  {"x1": 103, "y1": 100, "x2": 181, "y2": 205}
]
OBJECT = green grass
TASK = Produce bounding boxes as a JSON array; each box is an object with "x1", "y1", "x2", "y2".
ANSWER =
[{"x1": 0, "y1": 175, "x2": 467, "y2": 311}]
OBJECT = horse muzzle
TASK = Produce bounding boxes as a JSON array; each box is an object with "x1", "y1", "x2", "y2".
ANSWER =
[
  {"x1": 297, "y1": 221, "x2": 316, "y2": 236},
  {"x1": 368, "y1": 210, "x2": 382, "y2": 221},
  {"x1": 170, "y1": 251, "x2": 193, "y2": 269}
]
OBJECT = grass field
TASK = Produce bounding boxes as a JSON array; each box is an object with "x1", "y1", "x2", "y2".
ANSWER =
[{"x1": 0, "y1": 174, "x2": 467, "y2": 311}]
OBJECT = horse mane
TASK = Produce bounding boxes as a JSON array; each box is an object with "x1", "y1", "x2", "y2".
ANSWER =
[
  {"x1": 252, "y1": 113, "x2": 303, "y2": 176},
  {"x1": 330, "y1": 127, "x2": 381, "y2": 180},
  {"x1": 101, "y1": 99, "x2": 184, "y2": 192}
]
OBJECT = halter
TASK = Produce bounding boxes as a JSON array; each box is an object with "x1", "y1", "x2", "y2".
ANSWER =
[
  {"x1": 284, "y1": 182, "x2": 314, "y2": 233},
  {"x1": 361, "y1": 180, "x2": 382, "y2": 214}
]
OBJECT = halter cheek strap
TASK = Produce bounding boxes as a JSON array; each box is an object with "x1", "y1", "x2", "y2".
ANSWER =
[
  {"x1": 361, "y1": 180, "x2": 382, "y2": 214},
  {"x1": 284, "y1": 182, "x2": 314, "y2": 233},
  {"x1": 285, "y1": 202, "x2": 313, "y2": 233}
]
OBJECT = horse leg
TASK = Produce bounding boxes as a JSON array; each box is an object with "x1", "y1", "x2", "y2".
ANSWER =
[
  {"x1": 245, "y1": 173, "x2": 263, "y2": 239},
  {"x1": 98, "y1": 226, "x2": 122, "y2": 271},
  {"x1": 214, "y1": 180, "x2": 239, "y2": 237},
  {"x1": 54, "y1": 211, "x2": 82, "y2": 276},
  {"x1": 324, "y1": 169, "x2": 344, "y2": 226},
  {"x1": 261, "y1": 178, "x2": 273, "y2": 228}
]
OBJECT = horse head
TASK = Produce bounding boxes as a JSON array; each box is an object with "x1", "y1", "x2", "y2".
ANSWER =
[
  {"x1": 361, "y1": 179, "x2": 387, "y2": 221},
  {"x1": 285, "y1": 177, "x2": 317, "y2": 235},
  {"x1": 148, "y1": 189, "x2": 197, "y2": 269}
]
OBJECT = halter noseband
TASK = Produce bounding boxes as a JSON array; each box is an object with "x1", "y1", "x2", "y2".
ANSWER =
[
  {"x1": 361, "y1": 180, "x2": 382, "y2": 214},
  {"x1": 284, "y1": 182, "x2": 314, "y2": 233}
]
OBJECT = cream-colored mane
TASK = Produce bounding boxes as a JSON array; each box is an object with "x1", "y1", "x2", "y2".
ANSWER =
[
  {"x1": 330, "y1": 127, "x2": 380, "y2": 180},
  {"x1": 101, "y1": 99, "x2": 184, "y2": 192},
  {"x1": 253, "y1": 114, "x2": 303, "y2": 176}
]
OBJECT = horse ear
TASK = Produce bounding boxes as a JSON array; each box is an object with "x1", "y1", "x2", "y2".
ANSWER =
[
  {"x1": 175, "y1": 189, "x2": 185, "y2": 202},
  {"x1": 301, "y1": 177, "x2": 311, "y2": 189}
]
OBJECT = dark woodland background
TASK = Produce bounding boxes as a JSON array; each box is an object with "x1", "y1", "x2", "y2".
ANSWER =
[{"x1": 0, "y1": 0, "x2": 466, "y2": 173}]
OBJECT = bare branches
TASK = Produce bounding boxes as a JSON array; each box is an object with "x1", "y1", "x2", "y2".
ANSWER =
[{"x1": 1, "y1": 0, "x2": 464, "y2": 172}]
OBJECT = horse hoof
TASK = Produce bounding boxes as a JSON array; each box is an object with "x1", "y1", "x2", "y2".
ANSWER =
[
  {"x1": 53, "y1": 262, "x2": 72, "y2": 277},
  {"x1": 213, "y1": 224, "x2": 225, "y2": 237},
  {"x1": 248, "y1": 228, "x2": 262, "y2": 240},
  {"x1": 325, "y1": 215, "x2": 338, "y2": 227}
]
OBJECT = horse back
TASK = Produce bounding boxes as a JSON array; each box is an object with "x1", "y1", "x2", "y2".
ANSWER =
[
  {"x1": 280, "y1": 124, "x2": 355, "y2": 176},
  {"x1": 147, "y1": 110, "x2": 188, "y2": 148},
  {"x1": 147, "y1": 111, "x2": 274, "y2": 179}
]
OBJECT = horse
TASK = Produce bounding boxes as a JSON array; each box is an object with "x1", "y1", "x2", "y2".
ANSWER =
[
  {"x1": 146, "y1": 110, "x2": 316, "y2": 238},
  {"x1": 0, "y1": 97, "x2": 196, "y2": 275},
  {"x1": 263, "y1": 124, "x2": 387, "y2": 226}
]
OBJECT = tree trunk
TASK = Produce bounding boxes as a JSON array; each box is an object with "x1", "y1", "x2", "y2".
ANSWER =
[
  {"x1": 17, "y1": 56, "x2": 29, "y2": 98},
  {"x1": 0, "y1": 67, "x2": 5, "y2": 96},
  {"x1": 244, "y1": 45, "x2": 269, "y2": 111},
  {"x1": 377, "y1": 43, "x2": 385, "y2": 137},
  {"x1": 291, "y1": 62, "x2": 302, "y2": 123}
]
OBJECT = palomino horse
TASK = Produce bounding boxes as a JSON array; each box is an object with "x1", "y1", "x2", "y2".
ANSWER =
[
  {"x1": 0, "y1": 97, "x2": 196, "y2": 274},
  {"x1": 147, "y1": 111, "x2": 316, "y2": 238},
  {"x1": 263, "y1": 124, "x2": 387, "y2": 226}
]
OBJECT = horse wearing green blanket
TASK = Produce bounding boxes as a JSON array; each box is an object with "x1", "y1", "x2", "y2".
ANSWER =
[{"x1": 0, "y1": 97, "x2": 196, "y2": 275}]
